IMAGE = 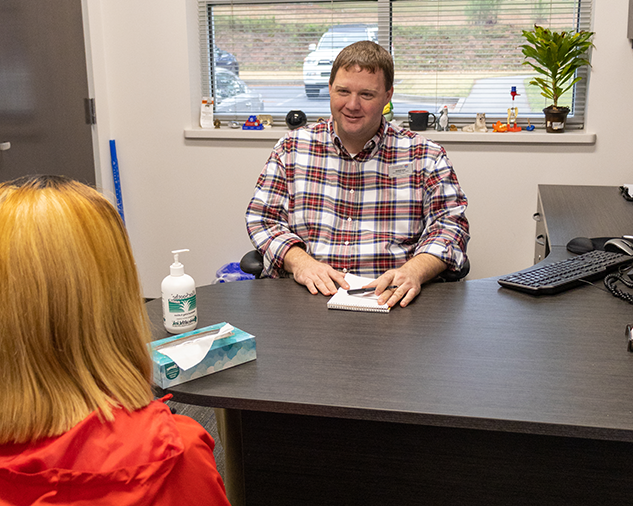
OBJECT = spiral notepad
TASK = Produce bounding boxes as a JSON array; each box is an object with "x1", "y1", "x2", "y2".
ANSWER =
[{"x1": 327, "y1": 274, "x2": 391, "y2": 313}]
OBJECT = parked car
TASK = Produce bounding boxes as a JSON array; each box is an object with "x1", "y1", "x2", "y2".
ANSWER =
[
  {"x1": 303, "y1": 24, "x2": 378, "y2": 99},
  {"x1": 214, "y1": 45, "x2": 239, "y2": 75},
  {"x1": 214, "y1": 68, "x2": 264, "y2": 113}
]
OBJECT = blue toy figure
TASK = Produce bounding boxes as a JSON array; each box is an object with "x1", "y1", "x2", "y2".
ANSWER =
[
  {"x1": 242, "y1": 115, "x2": 263, "y2": 130},
  {"x1": 436, "y1": 106, "x2": 449, "y2": 131}
]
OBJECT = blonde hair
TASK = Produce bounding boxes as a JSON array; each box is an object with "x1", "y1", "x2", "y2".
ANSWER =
[
  {"x1": 330, "y1": 40, "x2": 394, "y2": 91},
  {"x1": 0, "y1": 175, "x2": 153, "y2": 444}
]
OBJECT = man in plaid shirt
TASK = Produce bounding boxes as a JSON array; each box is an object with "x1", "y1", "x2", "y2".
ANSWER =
[{"x1": 246, "y1": 41, "x2": 469, "y2": 308}]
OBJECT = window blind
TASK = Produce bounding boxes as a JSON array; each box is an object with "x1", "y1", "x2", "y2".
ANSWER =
[{"x1": 199, "y1": 0, "x2": 593, "y2": 129}]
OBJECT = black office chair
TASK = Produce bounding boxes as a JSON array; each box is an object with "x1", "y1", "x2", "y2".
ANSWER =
[
  {"x1": 239, "y1": 249, "x2": 470, "y2": 282},
  {"x1": 240, "y1": 250, "x2": 266, "y2": 278}
]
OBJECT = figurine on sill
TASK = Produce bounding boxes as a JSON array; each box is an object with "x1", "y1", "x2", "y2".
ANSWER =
[
  {"x1": 382, "y1": 101, "x2": 394, "y2": 122},
  {"x1": 257, "y1": 115, "x2": 274, "y2": 128},
  {"x1": 436, "y1": 106, "x2": 449, "y2": 131},
  {"x1": 462, "y1": 113, "x2": 488, "y2": 133},
  {"x1": 243, "y1": 115, "x2": 264, "y2": 130},
  {"x1": 507, "y1": 107, "x2": 521, "y2": 132},
  {"x1": 493, "y1": 120, "x2": 507, "y2": 133}
]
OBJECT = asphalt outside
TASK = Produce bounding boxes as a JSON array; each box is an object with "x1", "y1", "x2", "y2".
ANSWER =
[{"x1": 241, "y1": 71, "x2": 536, "y2": 114}]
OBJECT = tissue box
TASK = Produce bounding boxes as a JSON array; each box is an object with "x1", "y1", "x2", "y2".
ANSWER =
[{"x1": 151, "y1": 322, "x2": 257, "y2": 388}]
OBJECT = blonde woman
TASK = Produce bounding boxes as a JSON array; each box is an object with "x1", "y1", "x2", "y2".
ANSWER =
[{"x1": 0, "y1": 175, "x2": 229, "y2": 506}]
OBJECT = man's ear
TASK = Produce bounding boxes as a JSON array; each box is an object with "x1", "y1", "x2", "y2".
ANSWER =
[{"x1": 384, "y1": 87, "x2": 394, "y2": 106}]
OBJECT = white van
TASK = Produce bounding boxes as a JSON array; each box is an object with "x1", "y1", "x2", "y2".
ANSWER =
[{"x1": 302, "y1": 24, "x2": 378, "y2": 99}]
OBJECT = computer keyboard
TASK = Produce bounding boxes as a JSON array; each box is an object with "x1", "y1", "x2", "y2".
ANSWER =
[{"x1": 498, "y1": 249, "x2": 633, "y2": 295}]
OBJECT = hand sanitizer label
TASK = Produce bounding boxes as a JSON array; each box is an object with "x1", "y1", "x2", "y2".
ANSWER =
[
  {"x1": 163, "y1": 290, "x2": 198, "y2": 330},
  {"x1": 168, "y1": 293, "x2": 196, "y2": 313}
]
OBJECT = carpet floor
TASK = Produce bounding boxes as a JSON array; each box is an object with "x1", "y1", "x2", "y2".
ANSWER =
[{"x1": 165, "y1": 399, "x2": 225, "y2": 480}]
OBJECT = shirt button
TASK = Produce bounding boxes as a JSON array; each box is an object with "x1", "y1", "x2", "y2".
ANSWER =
[
  {"x1": 350, "y1": 189, "x2": 355, "y2": 194},
  {"x1": 344, "y1": 241, "x2": 350, "y2": 245},
  {"x1": 343, "y1": 268, "x2": 348, "y2": 273},
  {"x1": 347, "y1": 217, "x2": 352, "y2": 222}
]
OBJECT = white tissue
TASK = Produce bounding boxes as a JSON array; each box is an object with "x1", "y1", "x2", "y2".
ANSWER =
[{"x1": 158, "y1": 323, "x2": 234, "y2": 371}]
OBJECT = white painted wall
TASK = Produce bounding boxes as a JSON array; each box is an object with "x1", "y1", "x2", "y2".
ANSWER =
[{"x1": 84, "y1": 0, "x2": 633, "y2": 298}]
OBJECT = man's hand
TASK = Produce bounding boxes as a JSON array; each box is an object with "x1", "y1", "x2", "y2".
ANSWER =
[
  {"x1": 283, "y1": 246, "x2": 349, "y2": 296},
  {"x1": 367, "y1": 254, "x2": 447, "y2": 308}
]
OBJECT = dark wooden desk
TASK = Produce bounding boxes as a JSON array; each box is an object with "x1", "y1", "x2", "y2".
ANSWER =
[
  {"x1": 146, "y1": 274, "x2": 633, "y2": 505},
  {"x1": 535, "y1": 185, "x2": 633, "y2": 262},
  {"x1": 146, "y1": 185, "x2": 633, "y2": 505}
]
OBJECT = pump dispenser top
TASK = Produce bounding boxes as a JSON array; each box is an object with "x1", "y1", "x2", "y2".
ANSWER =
[{"x1": 170, "y1": 249, "x2": 188, "y2": 276}]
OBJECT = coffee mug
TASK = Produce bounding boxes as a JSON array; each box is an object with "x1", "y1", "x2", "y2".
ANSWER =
[{"x1": 408, "y1": 110, "x2": 437, "y2": 131}]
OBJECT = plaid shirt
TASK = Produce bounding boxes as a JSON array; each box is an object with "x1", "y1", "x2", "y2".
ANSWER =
[{"x1": 246, "y1": 117, "x2": 469, "y2": 279}]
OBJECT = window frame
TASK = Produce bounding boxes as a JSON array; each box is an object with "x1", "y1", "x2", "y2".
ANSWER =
[{"x1": 198, "y1": 0, "x2": 593, "y2": 130}]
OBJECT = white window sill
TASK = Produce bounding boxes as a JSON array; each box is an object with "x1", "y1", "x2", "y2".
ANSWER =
[{"x1": 184, "y1": 127, "x2": 596, "y2": 145}]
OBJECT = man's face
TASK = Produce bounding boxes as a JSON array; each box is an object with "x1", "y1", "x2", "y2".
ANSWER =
[{"x1": 329, "y1": 65, "x2": 394, "y2": 152}]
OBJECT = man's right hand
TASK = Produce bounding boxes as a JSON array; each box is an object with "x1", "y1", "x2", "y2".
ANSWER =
[{"x1": 283, "y1": 246, "x2": 349, "y2": 296}]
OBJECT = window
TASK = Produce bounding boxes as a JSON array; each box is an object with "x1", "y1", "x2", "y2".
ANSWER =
[{"x1": 198, "y1": 0, "x2": 593, "y2": 129}]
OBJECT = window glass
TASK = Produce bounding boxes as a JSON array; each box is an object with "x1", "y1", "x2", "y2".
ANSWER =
[{"x1": 199, "y1": 0, "x2": 593, "y2": 129}]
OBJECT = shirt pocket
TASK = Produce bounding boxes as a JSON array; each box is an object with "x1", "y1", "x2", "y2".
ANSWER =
[{"x1": 367, "y1": 174, "x2": 424, "y2": 243}]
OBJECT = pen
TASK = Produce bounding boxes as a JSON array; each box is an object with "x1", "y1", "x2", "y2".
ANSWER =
[{"x1": 347, "y1": 285, "x2": 398, "y2": 295}]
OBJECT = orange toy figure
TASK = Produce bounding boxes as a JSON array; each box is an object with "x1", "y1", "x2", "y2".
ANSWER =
[{"x1": 493, "y1": 120, "x2": 507, "y2": 133}]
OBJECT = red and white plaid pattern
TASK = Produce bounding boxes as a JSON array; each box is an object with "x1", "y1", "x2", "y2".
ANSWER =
[{"x1": 246, "y1": 117, "x2": 469, "y2": 279}]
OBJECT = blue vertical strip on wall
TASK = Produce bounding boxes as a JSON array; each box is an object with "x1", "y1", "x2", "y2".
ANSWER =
[{"x1": 109, "y1": 140, "x2": 125, "y2": 224}]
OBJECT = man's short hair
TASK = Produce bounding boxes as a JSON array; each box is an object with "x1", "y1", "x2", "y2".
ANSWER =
[{"x1": 329, "y1": 40, "x2": 394, "y2": 91}]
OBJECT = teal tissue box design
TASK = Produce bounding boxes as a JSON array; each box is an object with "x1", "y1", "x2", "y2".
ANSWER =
[{"x1": 151, "y1": 322, "x2": 256, "y2": 388}]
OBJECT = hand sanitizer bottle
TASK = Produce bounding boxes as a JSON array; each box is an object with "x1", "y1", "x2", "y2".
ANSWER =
[{"x1": 162, "y1": 249, "x2": 198, "y2": 333}]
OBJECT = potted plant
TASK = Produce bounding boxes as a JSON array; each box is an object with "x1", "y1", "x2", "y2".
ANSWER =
[{"x1": 521, "y1": 25, "x2": 595, "y2": 133}]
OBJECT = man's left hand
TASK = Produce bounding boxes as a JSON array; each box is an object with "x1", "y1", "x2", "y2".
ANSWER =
[{"x1": 367, "y1": 254, "x2": 447, "y2": 308}]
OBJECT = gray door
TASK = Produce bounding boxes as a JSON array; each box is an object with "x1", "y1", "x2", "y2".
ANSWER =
[{"x1": 0, "y1": 0, "x2": 95, "y2": 184}]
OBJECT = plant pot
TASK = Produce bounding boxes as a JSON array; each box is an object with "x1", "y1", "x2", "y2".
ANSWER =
[{"x1": 543, "y1": 106, "x2": 570, "y2": 133}]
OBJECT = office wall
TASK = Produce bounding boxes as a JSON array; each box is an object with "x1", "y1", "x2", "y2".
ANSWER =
[{"x1": 85, "y1": 0, "x2": 633, "y2": 298}]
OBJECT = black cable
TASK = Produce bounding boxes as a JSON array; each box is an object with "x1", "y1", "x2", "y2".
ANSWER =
[
  {"x1": 619, "y1": 186, "x2": 633, "y2": 202},
  {"x1": 604, "y1": 268, "x2": 633, "y2": 304}
]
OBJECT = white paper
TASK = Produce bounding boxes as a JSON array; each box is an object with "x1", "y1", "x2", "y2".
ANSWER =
[
  {"x1": 343, "y1": 273, "x2": 377, "y2": 290},
  {"x1": 326, "y1": 274, "x2": 391, "y2": 313},
  {"x1": 158, "y1": 323, "x2": 234, "y2": 371}
]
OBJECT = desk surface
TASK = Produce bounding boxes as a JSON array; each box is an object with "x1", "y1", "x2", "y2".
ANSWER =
[
  {"x1": 539, "y1": 184, "x2": 633, "y2": 247},
  {"x1": 147, "y1": 273, "x2": 633, "y2": 443}
]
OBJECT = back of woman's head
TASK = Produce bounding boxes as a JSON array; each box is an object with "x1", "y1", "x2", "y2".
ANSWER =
[{"x1": 0, "y1": 175, "x2": 153, "y2": 444}]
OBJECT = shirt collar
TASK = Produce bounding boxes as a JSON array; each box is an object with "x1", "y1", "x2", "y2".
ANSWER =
[{"x1": 328, "y1": 116, "x2": 387, "y2": 160}]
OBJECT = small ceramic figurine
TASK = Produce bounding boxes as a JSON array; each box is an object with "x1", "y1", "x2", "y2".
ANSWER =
[
  {"x1": 462, "y1": 113, "x2": 487, "y2": 133},
  {"x1": 526, "y1": 119, "x2": 535, "y2": 131},
  {"x1": 436, "y1": 106, "x2": 449, "y2": 131}
]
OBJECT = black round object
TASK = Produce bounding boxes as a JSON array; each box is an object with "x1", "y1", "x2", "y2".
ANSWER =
[{"x1": 285, "y1": 110, "x2": 307, "y2": 130}]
